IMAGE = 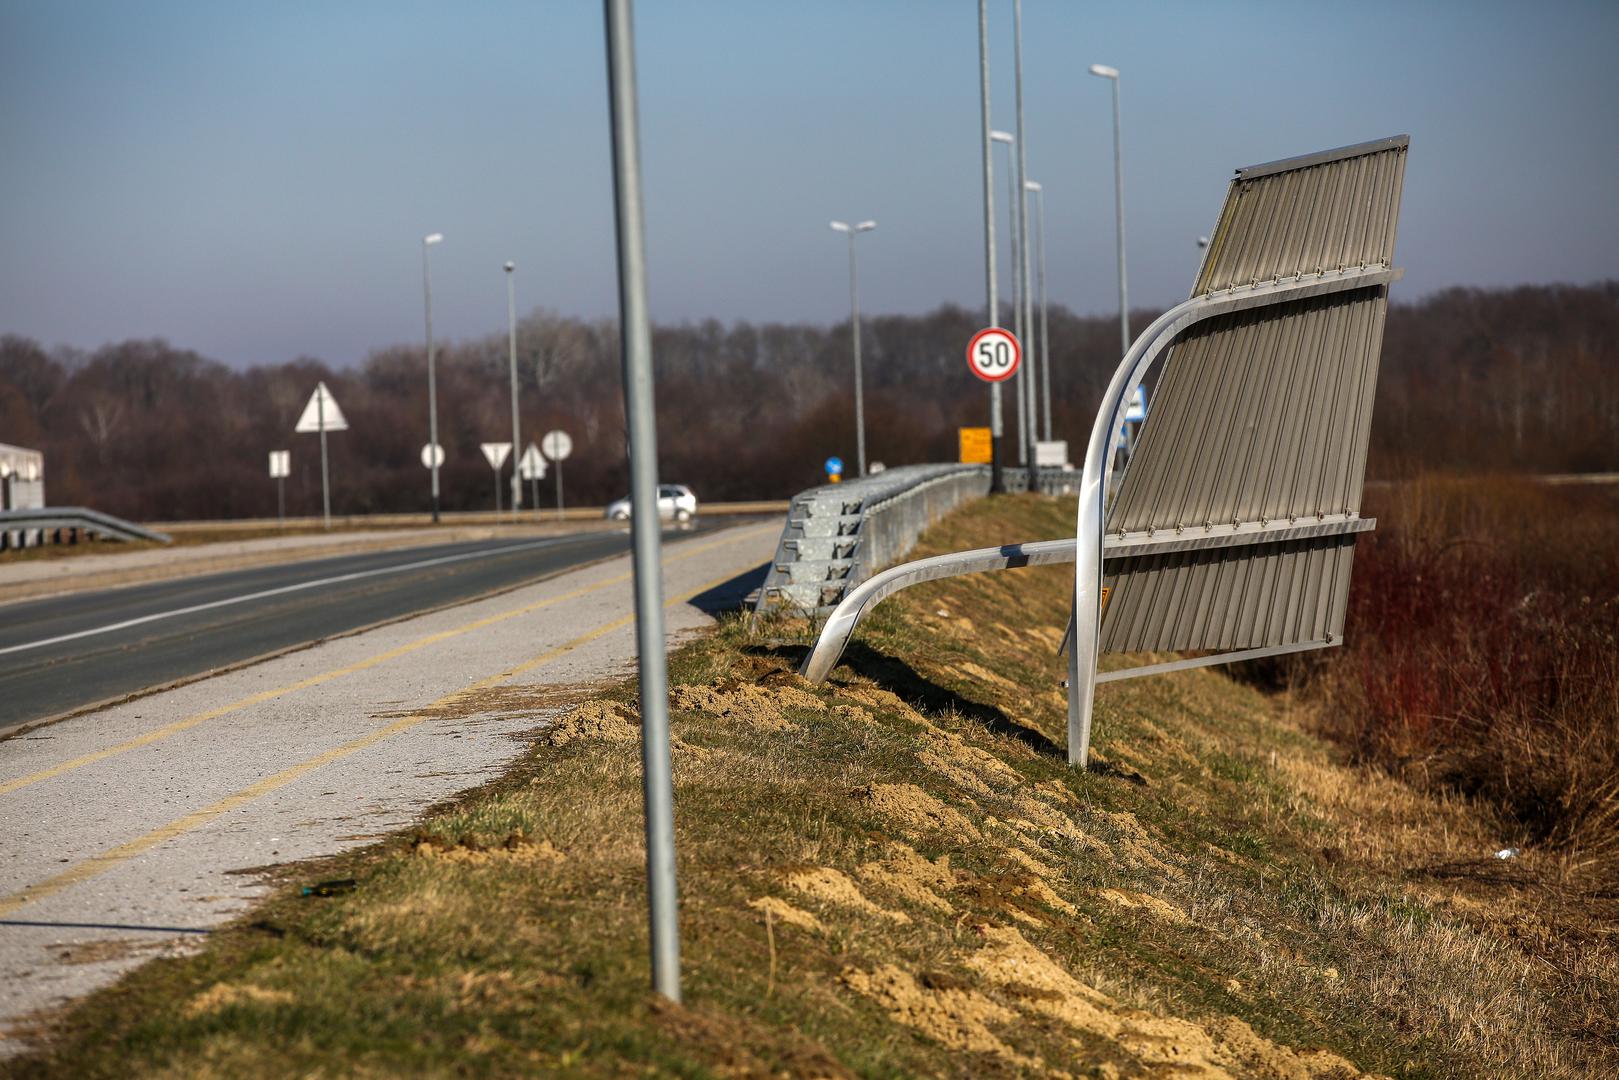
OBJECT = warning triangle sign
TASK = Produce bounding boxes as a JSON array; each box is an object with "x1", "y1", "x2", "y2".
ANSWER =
[{"x1": 295, "y1": 382, "x2": 348, "y2": 433}]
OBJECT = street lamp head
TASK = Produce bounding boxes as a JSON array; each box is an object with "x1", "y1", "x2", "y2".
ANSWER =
[
  {"x1": 829, "y1": 221, "x2": 851, "y2": 233},
  {"x1": 504, "y1": 260, "x2": 515, "y2": 272},
  {"x1": 990, "y1": 129, "x2": 1014, "y2": 144},
  {"x1": 1024, "y1": 180, "x2": 1042, "y2": 192},
  {"x1": 855, "y1": 220, "x2": 876, "y2": 232},
  {"x1": 1088, "y1": 63, "x2": 1119, "y2": 79},
  {"x1": 423, "y1": 233, "x2": 444, "y2": 245}
]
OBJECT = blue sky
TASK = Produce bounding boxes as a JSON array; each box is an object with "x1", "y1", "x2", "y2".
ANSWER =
[{"x1": 2, "y1": 0, "x2": 1615, "y2": 367}]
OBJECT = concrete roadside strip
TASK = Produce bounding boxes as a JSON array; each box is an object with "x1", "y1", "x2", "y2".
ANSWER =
[{"x1": 0, "y1": 520, "x2": 779, "y2": 1047}]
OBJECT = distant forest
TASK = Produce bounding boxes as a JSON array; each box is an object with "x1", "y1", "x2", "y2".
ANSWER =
[{"x1": 2, "y1": 281, "x2": 1616, "y2": 522}]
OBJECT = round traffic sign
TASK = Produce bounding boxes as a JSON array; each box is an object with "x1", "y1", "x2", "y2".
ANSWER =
[
  {"x1": 420, "y1": 443, "x2": 445, "y2": 469},
  {"x1": 541, "y1": 430, "x2": 573, "y2": 461},
  {"x1": 966, "y1": 326, "x2": 1021, "y2": 382}
]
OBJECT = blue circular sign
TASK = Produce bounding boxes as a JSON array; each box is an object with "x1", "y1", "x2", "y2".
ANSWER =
[{"x1": 824, "y1": 456, "x2": 844, "y2": 476}]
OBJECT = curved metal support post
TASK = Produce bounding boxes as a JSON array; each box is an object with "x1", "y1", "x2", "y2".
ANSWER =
[
  {"x1": 1068, "y1": 265, "x2": 1400, "y2": 766},
  {"x1": 798, "y1": 513, "x2": 1372, "y2": 688},
  {"x1": 800, "y1": 538, "x2": 1076, "y2": 684}
]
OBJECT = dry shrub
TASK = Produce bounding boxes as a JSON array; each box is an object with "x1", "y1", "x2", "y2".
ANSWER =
[{"x1": 1304, "y1": 475, "x2": 1619, "y2": 883}]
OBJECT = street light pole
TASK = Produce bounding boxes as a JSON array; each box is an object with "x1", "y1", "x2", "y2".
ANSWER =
[
  {"x1": 504, "y1": 260, "x2": 521, "y2": 520},
  {"x1": 991, "y1": 130, "x2": 1024, "y2": 465},
  {"x1": 422, "y1": 232, "x2": 444, "y2": 523},
  {"x1": 977, "y1": 0, "x2": 1004, "y2": 494},
  {"x1": 1027, "y1": 180, "x2": 1051, "y2": 442},
  {"x1": 1089, "y1": 64, "x2": 1129, "y2": 368},
  {"x1": 1013, "y1": 0, "x2": 1035, "y2": 484},
  {"x1": 829, "y1": 220, "x2": 876, "y2": 478}
]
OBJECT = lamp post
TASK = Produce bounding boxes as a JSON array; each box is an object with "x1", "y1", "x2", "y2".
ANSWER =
[
  {"x1": 990, "y1": 130, "x2": 1026, "y2": 465},
  {"x1": 422, "y1": 232, "x2": 444, "y2": 523},
  {"x1": 1026, "y1": 179, "x2": 1051, "y2": 442},
  {"x1": 1088, "y1": 63, "x2": 1129, "y2": 368},
  {"x1": 504, "y1": 260, "x2": 522, "y2": 519},
  {"x1": 829, "y1": 219, "x2": 876, "y2": 478},
  {"x1": 1013, "y1": 0, "x2": 1035, "y2": 484},
  {"x1": 976, "y1": 0, "x2": 1004, "y2": 494}
]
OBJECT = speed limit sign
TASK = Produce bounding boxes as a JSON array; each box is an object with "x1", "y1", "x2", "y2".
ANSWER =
[{"x1": 966, "y1": 326, "x2": 1021, "y2": 382}]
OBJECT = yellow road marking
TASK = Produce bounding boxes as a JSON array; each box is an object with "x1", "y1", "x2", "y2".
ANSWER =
[
  {"x1": 0, "y1": 525, "x2": 774, "y2": 798},
  {"x1": 0, "y1": 564, "x2": 751, "y2": 917}
]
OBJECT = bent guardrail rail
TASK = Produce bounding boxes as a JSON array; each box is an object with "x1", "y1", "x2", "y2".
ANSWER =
[
  {"x1": 0, "y1": 507, "x2": 173, "y2": 548},
  {"x1": 802, "y1": 135, "x2": 1409, "y2": 769}
]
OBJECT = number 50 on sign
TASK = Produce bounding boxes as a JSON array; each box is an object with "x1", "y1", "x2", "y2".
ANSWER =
[{"x1": 966, "y1": 327, "x2": 1021, "y2": 382}]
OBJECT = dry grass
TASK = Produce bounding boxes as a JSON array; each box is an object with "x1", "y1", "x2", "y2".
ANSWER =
[
  {"x1": 6, "y1": 493, "x2": 1616, "y2": 1078},
  {"x1": 1281, "y1": 475, "x2": 1619, "y2": 897}
]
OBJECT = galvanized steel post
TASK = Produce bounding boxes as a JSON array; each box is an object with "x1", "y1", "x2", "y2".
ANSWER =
[
  {"x1": 830, "y1": 221, "x2": 876, "y2": 478},
  {"x1": 602, "y1": 0, "x2": 681, "y2": 1003},
  {"x1": 1013, "y1": 0, "x2": 1035, "y2": 481},
  {"x1": 1031, "y1": 182, "x2": 1052, "y2": 441},
  {"x1": 977, "y1": 0, "x2": 1004, "y2": 494},
  {"x1": 422, "y1": 234, "x2": 443, "y2": 523},
  {"x1": 317, "y1": 389, "x2": 330, "y2": 529},
  {"x1": 849, "y1": 231, "x2": 864, "y2": 477},
  {"x1": 1109, "y1": 74, "x2": 1127, "y2": 365},
  {"x1": 505, "y1": 261, "x2": 522, "y2": 518},
  {"x1": 1000, "y1": 132, "x2": 1025, "y2": 465}
]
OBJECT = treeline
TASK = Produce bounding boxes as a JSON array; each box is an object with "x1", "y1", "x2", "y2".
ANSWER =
[{"x1": 1, "y1": 281, "x2": 1615, "y2": 521}]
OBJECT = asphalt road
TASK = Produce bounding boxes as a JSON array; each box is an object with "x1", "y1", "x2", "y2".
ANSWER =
[
  {"x1": 0, "y1": 519, "x2": 780, "y2": 1048},
  {"x1": 0, "y1": 522, "x2": 735, "y2": 734}
]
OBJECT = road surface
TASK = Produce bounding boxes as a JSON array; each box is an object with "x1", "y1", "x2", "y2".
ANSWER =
[
  {"x1": 0, "y1": 519, "x2": 779, "y2": 1050},
  {"x1": 0, "y1": 522, "x2": 744, "y2": 734}
]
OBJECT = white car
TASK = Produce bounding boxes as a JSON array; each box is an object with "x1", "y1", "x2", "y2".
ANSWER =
[{"x1": 605, "y1": 484, "x2": 698, "y2": 523}]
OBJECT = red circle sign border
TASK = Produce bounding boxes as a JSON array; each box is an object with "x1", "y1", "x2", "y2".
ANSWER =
[{"x1": 965, "y1": 326, "x2": 1022, "y2": 383}]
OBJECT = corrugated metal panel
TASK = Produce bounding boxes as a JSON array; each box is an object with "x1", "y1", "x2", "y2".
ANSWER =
[
  {"x1": 1107, "y1": 289, "x2": 1388, "y2": 530},
  {"x1": 1193, "y1": 136, "x2": 1407, "y2": 296},
  {"x1": 1101, "y1": 535, "x2": 1354, "y2": 653},
  {"x1": 1100, "y1": 135, "x2": 1405, "y2": 655}
]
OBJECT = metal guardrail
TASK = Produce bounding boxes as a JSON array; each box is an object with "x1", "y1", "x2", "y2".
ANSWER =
[
  {"x1": 0, "y1": 507, "x2": 172, "y2": 549},
  {"x1": 753, "y1": 465, "x2": 1081, "y2": 614},
  {"x1": 755, "y1": 464, "x2": 992, "y2": 614}
]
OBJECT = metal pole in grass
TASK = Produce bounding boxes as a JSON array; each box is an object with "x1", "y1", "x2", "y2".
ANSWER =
[{"x1": 603, "y1": 0, "x2": 680, "y2": 1003}]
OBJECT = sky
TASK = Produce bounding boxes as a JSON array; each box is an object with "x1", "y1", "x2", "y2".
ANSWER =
[{"x1": 2, "y1": 0, "x2": 1616, "y2": 369}]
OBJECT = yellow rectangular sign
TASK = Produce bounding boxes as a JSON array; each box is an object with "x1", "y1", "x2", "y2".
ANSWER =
[{"x1": 958, "y1": 426, "x2": 992, "y2": 464}]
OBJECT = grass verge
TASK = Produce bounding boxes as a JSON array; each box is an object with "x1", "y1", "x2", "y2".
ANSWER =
[{"x1": 5, "y1": 495, "x2": 1615, "y2": 1078}]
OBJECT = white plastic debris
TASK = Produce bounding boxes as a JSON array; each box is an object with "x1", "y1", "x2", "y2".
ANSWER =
[{"x1": 1495, "y1": 847, "x2": 1520, "y2": 860}]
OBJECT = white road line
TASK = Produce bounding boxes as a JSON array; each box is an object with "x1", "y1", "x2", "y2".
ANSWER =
[{"x1": 0, "y1": 537, "x2": 581, "y2": 658}]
